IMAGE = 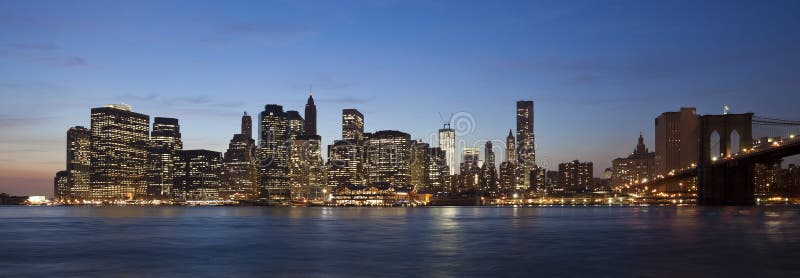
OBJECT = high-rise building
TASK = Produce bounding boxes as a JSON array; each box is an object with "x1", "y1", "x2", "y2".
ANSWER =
[
  {"x1": 146, "y1": 117, "x2": 182, "y2": 199},
  {"x1": 459, "y1": 147, "x2": 481, "y2": 191},
  {"x1": 612, "y1": 133, "x2": 656, "y2": 188},
  {"x1": 287, "y1": 110, "x2": 305, "y2": 139},
  {"x1": 499, "y1": 162, "x2": 515, "y2": 192},
  {"x1": 410, "y1": 141, "x2": 430, "y2": 192},
  {"x1": 558, "y1": 160, "x2": 593, "y2": 194},
  {"x1": 304, "y1": 94, "x2": 317, "y2": 136},
  {"x1": 438, "y1": 124, "x2": 456, "y2": 175},
  {"x1": 54, "y1": 170, "x2": 70, "y2": 201},
  {"x1": 426, "y1": 147, "x2": 448, "y2": 193},
  {"x1": 505, "y1": 129, "x2": 516, "y2": 163},
  {"x1": 289, "y1": 135, "x2": 325, "y2": 200},
  {"x1": 66, "y1": 126, "x2": 91, "y2": 199},
  {"x1": 480, "y1": 141, "x2": 498, "y2": 192},
  {"x1": 516, "y1": 100, "x2": 535, "y2": 187},
  {"x1": 220, "y1": 113, "x2": 258, "y2": 201},
  {"x1": 327, "y1": 139, "x2": 364, "y2": 188},
  {"x1": 364, "y1": 130, "x2": 411, "y2": 186},
  {"x1": 258, "y1": 104, "x2": 291, "y2": 201},
  {"x1": 90, "y1": 104, "x2": 150, "y2": 200},
  {"x1": 241, "y1": 112, "x2": 252, "y2": 139},
  {"x1": 173, "y1": 149, "x2": 222, "y2": 201},
  {"x1": 342, "y1": 109, "x2": 365, "y2": 141},
  {"x1": 655, "y1": 107, "x2": 699, "y2": 175}
]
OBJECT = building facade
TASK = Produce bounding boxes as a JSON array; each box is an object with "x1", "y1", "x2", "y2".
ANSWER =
[
  {"x1": 258, "y1": 104, "x2": 291, "y2": 201},
  {"x1": 146, "y1": 117, "x2": 182, "y2": 199},
  {"x1": 89, "y1": 104, "x2": 150, "y2": 200},
  {"x1": 342, "y1": 109, "x2": 364, "y2": 141},
  {"x1": 364, "y1": 130, "x2": 411, "y2": 186},
  {"x1": 516, "y1": 100, "x2": 536, "y2": 188},
  {"x1": 173, "y1": 149, "x2": 222, "y2": 201},
  {"x1": 655, "y1": 107, "x2": 699, "y2": 175},
  {"x1": 558, "y1": 160, "x2": 593, "y2": 194},
  {"x1": 66, "y1": 126, "x2": 91, "y2": 199},
  {"x1": 438, "y1": 124, "x2": 456, "y2": 175},
  {"x1": 612, "y1": 134, "x2": 656, "y2": 188}
]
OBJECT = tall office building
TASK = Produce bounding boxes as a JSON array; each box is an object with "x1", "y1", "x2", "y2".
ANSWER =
[
  {"x1": 438, "y1": 124, "x2": 456, "y2": 175},
  {"x1": 146, "y1": 117, "x2": 182, "y2": 199},
  {"x1": 655, "y1": 107, "x2": 699, "y2": 175},
  {"x1": 410, "y1": 141, "x2": 430, "y2": 192},
  {"x1": 342, "y1": 109, "x2": 365, "y2": 141},
  {"x1": 327, "y1": 139, "x2": 364, "y2": 187},
  {"x1": 481, "y1": 141, "x2": 498, "y2": 192},
  {"x1": 304, "y1": 94, "x2": 317, "y2": 136},
  {"x1": 516, "y1": 101, "x2": 535, "y2": 188},
  {"x1": 364, "y1": 130, "x2": 411, "y2": 186},
  {"x1": 90, "y1": 104, "x2": 150, "y2": 200},
  {"x1": 66, "y1": 126, "x2": 91, "y2": 199},
  {"x1": 459, "y1": 147, "x2": 481, "y2": 191},
  {"x1": 241, "y1": 112, "x2": 252, "y2": 139},
  {"x1": 220, "y1": 114, "x2": 257, "y2": 200},
  {"x1": 426, "y1": 147, "x2": 448, "y2": 193},
  {"x1": 499, "y1": 162, "x2": 515, "y2": 192},
  {"x1": 173, "y1": 149, "x2": 222, "y2": 201},
  {"x1": 258, "y1": 104, "x2": 291, "y2": 201},
  {"x1": 287, "y1": 110, "x2": 305, "y2": 139},
  {"x1": 505, "y1": 129, "x2": 516, "y2": 163},
  {"x1": 558, "y1": 160, "x2": 593, "y2": 194},
  {"x1": 54, "y1": 171, "x2": 70, "y2": 201},
  {"x1": 289, "y1": 135, "x2": 324, "y2": 200}
]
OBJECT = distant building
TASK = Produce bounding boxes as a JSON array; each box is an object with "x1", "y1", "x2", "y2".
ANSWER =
[
  {"x1": 558, "y1": 160, "x2": 593, "y2": 194},
  {"x1": 655, "y1": 107, "x2": 698, "y2": 175},
  {"x1": 459, "y1": 147, "x2": 481, "y2": 191},
  {"x1": 516, "y1": 101, "x2": 536, "y2": 187},
  {"x1": 410, "y1": 141, "x2": 430, "y2": 192},
  {"x1": 364, "y1": 130, "x2": 411, "y2": 186},
  {"x1": 331, "y1": 183, "x2": 413, "y2": 206},
  {"x1": 304, "y1": 94, "x2": 317, "y2": 136},
  {"x1": 480, "y1": 141, "x2": 497, "y2": 192},
  {"x1": 286, "y1": 110, "x2": 305, "y2": 139},
  {"x1": 505, "y1": 129, "x2": 516, "y2": 163},
  {"x1": 327, "y1": 139, "x2": 364, "y2": 188},
  {"x1": 173, "y1": 150, "x2": 222, "y2": 201},
  {"x1": 612, "y1": 133, "x2": 655, "y2": 188},
  {"x1": 289, "y1": 135, "x2": 325, "y2": 200},
  {"x1": 146, "y1": 117, "x2": 182, "y2": 199},
  {"x1": 66, "y1": 126, "x2": 91, "y2": 199},
  {"x1": 221, "y1": 113, "x2": 258, "y2": 200},
  {"x1": 498, "y1": 162, "x2": 515, "y2": 192},
  {"x1": 54, "y1": 170, "x2": 70, "y2": 201},
  {"x1": 342, "y1": 109, "x2": 364, "y2": 141},
  {"x1": 426, "y1": 147, "x2": 449, "y2": 193},
  {"x1": 90, "y1": 104, "x2": 150, "y2": 200},
  {"x1": 258, "y1": 104, "x2": 291, "y2": 201},
  {"x1": 438, "y1": 124, "x2": 456, "y2": 175}
]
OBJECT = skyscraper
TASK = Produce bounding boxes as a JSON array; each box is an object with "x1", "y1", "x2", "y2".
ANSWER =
[
  {"x1": 287, "y1": 110, "x2": 305, "y2": 139},
  {"x1": 516, "y1": 100, "x2": 535, "y2": 188},
  {"x1": 304, "y1": 94, "x2": 317, "y2": 136},
  {"x1": 220, "y1": 113, "x2": 257, "y2": 200},
  {"x1": 655, "y1": 107, "x2": 699, "y2": 175},
  {"x1": 426, "y1": 147, "x2": 448, "y2": 193},
  {"x1": 505, "y1": 129, "x2": 516, "y2": 163},
  {"x1": 66, "y1": 126, "x2": 91, "y2": 199},
  {"x1": 146, "y1": 117, "x2": 182, "y2": 199},
  {"x1": 90, "y1": 104, "x2": 150, "y2": 200},
  {"x1": 558, "y1": 160, "x2": 593, "y2": 194},
  {"x1": 364, "y1": 130, "x2": 411, "y2": 186},
  {"x1": 459, "y1": 147, "x2": 481, "y2": 191},
  {"x1": 410, "y1": 141, "x2": 430, "y2": 192},
  {"x1": 481, "y1": 141, "x2": 497, "y2": 192},
  {"x1": 258, "y1": 104, "x2": 290, "y2": 201},
  {"x1": 438, "y1": 124, "x2": 456, "y2": 175},
  {"x1": 54, "y1": 171, "x2": 70, "y2": 201},
  {"x1": 612, "y1": 133, "x2": 655, "y2": 188},
  {"x1": 327, "y1": 139, "x2": 364, "y2": 188},
  {"x1": 173, "y1": 149, "x2": 222, "y2": 201},
  {"x1": 342, "y1": 109, "x2": 364, "y2": 141},
  {"x1": 241, "y1": 112, "x2": 252, "y2": 139},
  {"x1": 289, "y1": 135, "x2": 324, "y2": 200}
]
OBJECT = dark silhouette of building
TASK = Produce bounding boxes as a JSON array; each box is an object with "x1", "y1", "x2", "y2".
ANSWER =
[
  {"x1": 655, "y1": 107, "x2": 698, "y2": 175},
  {"x1": 304, "y1": 94, "x2": 317, "y2": 136},
  {"x1": 480, "y1": 141, "x2": 497, "y2": 192},
  {"x1": 258, "y1": 104, "x2": 290, "y2": 201},
  {"x1": 516, "y1": 100, "x2": 535, "y2": 188},
  {"x1": 342, "y1": 109, "x2": 364, "y2": 141},
  {"x1": 146, "y1": 117, "x2": 182, "y2": 199},
  {"x1": 221, "y1": 113, "x2": 258, "y2": 200},
  {"x1": 54, "y1": 170, "x2": 70, "y2": 200},
  {"x1": 90, "y1": 104, "x2": 150, "y2": 200},
  {"x1": 173, "y1": 149, "x2": 222, "y2": 201},
  {"x1": 66, "y1": 126, "x2": 91, "y2": 199},
  {"x1": 287, "y1": 110, "x2": 305, "y2": 139}
]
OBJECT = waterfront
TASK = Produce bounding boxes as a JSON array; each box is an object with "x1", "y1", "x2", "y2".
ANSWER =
[{"x1": 1, "y1": 206, "x2": 799, "y2": 277}]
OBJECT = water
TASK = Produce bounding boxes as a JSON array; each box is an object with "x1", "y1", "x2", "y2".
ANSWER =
[{"x1": 1, "y1": 206, "x2": 799, "y2": 277}]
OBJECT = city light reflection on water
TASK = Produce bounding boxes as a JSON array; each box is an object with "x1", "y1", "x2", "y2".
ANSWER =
[{"x1": 1, "y1": 206, "x2": 799, "y2": 277}]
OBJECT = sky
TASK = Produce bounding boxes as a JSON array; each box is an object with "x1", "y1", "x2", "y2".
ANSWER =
[{"x1": 1, "y1": 0, "x2": 799, "y2": 196}]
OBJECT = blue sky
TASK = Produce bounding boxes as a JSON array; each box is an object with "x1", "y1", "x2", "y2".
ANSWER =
[{"x1": 1, "y1": 0, "x2": 799, "y2": 195}]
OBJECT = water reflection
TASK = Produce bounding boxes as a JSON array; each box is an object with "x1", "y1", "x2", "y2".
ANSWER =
[{"x1": 0, "y1": 206, "x2": 799, "y2": 276}]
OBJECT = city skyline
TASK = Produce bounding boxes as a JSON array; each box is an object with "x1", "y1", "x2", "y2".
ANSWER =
[{"x1": 3, "y1": 0, "x2": 800, "y2": 196}]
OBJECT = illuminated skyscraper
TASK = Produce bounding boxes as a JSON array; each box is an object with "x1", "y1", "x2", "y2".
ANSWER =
[
  {"x1": 342, "y1": 109, "x2": 364, "y2": 141},
  {"x1": 287, "y1": 110, "x2": 305, "y2": 139},
  {"x1": 221, "y1": 113, "x2": 258, "y2": 200},
  {"x1": 289, "y1": 135, "x2": 324, "y2": 200},
  {"x1": 173, "y1": 149, "x2": 222, "y2": 201},
  {"x1": 480, "y1": 141, "x2": 497, "y2": 192},
  {"x1": 258, "y1": 104, "x2": 290, "y2": 201},
  {"x1": 90, "y1": 104, "x2": 150, "y2": 200},
  {"x1": 304, "y1": 94, "x2": 317, "y2": 136},
  {"x1": 146, "y1": 117, "x2": 182, "y2": 199},
  {"x1": 327, "y1": 139, "x2": 364, "y2": 188},
  {"x1": 558, "y1": 160, "x2": 593, "y2": 194},
  {"x1": 505, "y1": 129, "x2": 515, "y2": 163},
  {"x1": 459, "y1": 147, "x2": 481, "y2": 191},
  {"x1": 410, "y1": 141, "x2": 430, "y2": 192},
  {"x1": 516, "y1": 100, "x2": 535, "y2": 188},
  {"x1": 655, "y1": 107, "x2": 699, "y2": 175},
  {"x1": 438, "y1": 124, "x2": 456, "y2": 175},
  {"x1": 54, "y1": 171, "x2": 69, "y2": 201},
  {"x1": 66, "y1": 126, "x2": 91, "y2": 199},
  {"x1": 426, "y1": 147, "x2": 449, "y2": 193},
  {"x1": 364, "y1": 130, "x2": 411, "y2": 186}
]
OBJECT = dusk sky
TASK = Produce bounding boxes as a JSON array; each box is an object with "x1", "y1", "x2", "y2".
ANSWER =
[{"x1": 2, "y1": 0, "x2": 799, "y2": 196}]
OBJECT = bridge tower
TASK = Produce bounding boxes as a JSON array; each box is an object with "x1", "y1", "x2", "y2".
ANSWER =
[{"x1": 697, "y1": 113, "x2": 754, "y2": 205}]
